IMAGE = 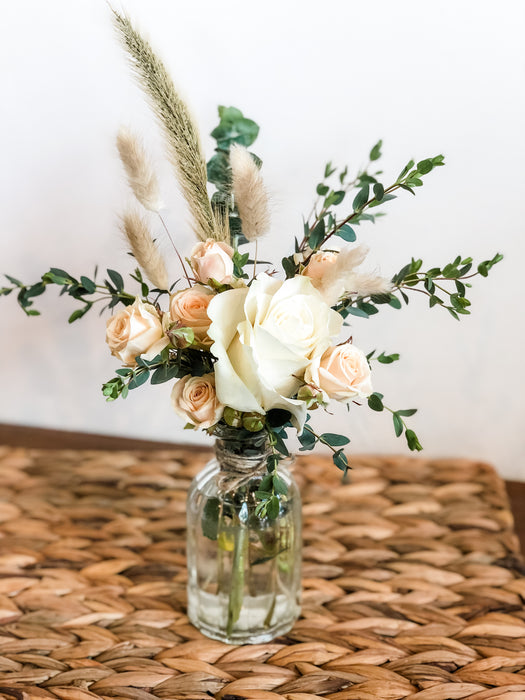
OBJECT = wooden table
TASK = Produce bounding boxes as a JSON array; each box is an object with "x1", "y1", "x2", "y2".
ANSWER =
[{"x1": 0, "y1": 430, "x2": 524, "y2": 699}]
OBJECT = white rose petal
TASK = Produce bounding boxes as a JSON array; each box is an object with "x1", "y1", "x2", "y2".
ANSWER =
[{"x1": 207, "y1": 273, "x2": 342, "y2": 431}]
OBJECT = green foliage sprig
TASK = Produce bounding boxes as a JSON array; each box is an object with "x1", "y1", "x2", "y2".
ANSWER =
[{"x1": 0, "y1": 267, "x2": 137, "y2": 321}]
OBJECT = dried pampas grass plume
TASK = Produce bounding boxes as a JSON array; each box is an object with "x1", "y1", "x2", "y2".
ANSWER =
[
  {"x1": 120, "y1": 211, "x2": 169, "y2": 290},
  {"x1": 116, "y1": 127, "x2": 163, "y2": 212},
  {"x1": 112, "y1": 10, "x2": 218, "y2": 242},
  {"x1": 230, "y1": 144, "x2": 270, "y2": 241}
]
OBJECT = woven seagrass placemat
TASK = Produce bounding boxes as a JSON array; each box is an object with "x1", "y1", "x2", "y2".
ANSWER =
[{"x1": 0, "y1": 446, "x2": 524, "y2": 700}]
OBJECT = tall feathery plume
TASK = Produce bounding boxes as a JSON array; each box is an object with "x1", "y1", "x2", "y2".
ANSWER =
[
  {"x1": 116, "y1": 127, "x2": 163, "y2": 212},
  {"x1": 213, "y1": 206, "x2": 230, "y2": 245},
  {"x1": 112, "y1": 10, "x2": 220, "y2": 242},
  {"x1": 230, "y1": 144, "x2": 270, "y2": 241},
  {"x1": 120, "y1": 211, "x2": 169, "y2": 290}
]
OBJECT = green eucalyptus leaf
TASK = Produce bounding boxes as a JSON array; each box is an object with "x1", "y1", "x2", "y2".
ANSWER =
[
  {"x1": 352, "y1": 185, "x2": 370, "y2": 211},
  {"x1": 393, "y1": 413, "x2": 403, "y2": 437},
  {"x1": 373, "y1": 183, "x2": 384, "y2": 201},
  {"x1": 332, "y1": 449, "x2": 349, "y2": 473},
  {"x1": 336, "y1": 224, "x2": 356, "y2": 242},
  {"x1": 201, "y1": 498, "x2": 220, "y2": 540},
  {"x1": 320, "y1": 433, "x2": 350, "y2": 447},
  {"x1": 369, "y1": 140, "x2": 382, "y2": 161},
  {"x1": 406, "y1": 429, "x2": 423, "y2": 451},
  {"x1": 368, "y1": 393, "x2": 384, "y2": 412}
]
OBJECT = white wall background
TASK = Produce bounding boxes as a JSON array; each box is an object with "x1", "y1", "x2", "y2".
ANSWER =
[{"x1": 1, "y1": 0, "x2": 524, "y2": 478}]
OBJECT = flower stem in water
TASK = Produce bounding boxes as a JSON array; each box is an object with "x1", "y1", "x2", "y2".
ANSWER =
[{"x1": 226, "y1": 521, "x2": 248, "y2": 636}]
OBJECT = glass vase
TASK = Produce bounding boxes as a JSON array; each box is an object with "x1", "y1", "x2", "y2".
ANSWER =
[{"x1": 186, "y1": 427, "x2": 301, "y2": 644}]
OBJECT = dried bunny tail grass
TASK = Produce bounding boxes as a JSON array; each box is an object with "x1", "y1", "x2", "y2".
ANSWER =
[
  {"x1": 120, "y1": 210, "x2": 169, "y2": 290},
  {"x1": 230, "y1": 144, "x2": 270, "y2": 241},
  {"x1": 116, "y1": 127, "x2": 163, "y2": 212},
  {"x1": 112, "y1": 10, "x2": 217, "y2": 242},
  {"x1": 344, "y1": 273, "x2": 393, "y2": 297},
  {"x1": 317, "y1": 243, "x2": 380, "y2": 305}
]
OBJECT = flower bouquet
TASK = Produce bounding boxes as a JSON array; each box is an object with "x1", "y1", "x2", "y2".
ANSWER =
[{"x1": 1, "y1": 11, "x2": 502, "y2": 643}]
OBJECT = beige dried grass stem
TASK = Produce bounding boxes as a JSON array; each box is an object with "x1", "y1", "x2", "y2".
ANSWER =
[
  {"x1": 113, "y1": 10, "x2": 219, "y2": 242},
  {"x1": 116, "y1": 127, "x2": 163, "y2": 212},
  {"x1": 120, "y1": 210, "x2": 169, "y2": 290},
  {"x1": 230, "y1": 144, "x2": 270, "y2": 241}
]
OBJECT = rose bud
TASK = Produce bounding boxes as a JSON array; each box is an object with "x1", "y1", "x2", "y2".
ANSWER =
[{"x1": 190, "y1": 239, "x2": 234, "y2": 285}]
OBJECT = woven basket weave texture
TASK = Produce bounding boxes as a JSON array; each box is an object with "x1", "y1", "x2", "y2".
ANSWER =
[{"x1": 0, "y1": 446, "x2": 523, "y2": 700}]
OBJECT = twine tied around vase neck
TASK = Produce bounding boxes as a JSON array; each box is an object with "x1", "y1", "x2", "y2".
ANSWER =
[{"x1": 213, "y1": 426, "x2": 270, "y2": 493}]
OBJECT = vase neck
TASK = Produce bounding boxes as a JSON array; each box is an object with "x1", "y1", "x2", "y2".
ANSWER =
[{"x1": 214, "y1": 428, "x2": 270, "y2": 474}]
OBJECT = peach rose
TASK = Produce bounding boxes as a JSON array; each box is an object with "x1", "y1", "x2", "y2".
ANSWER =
[
  {"x1": 190, "y1": 239, "x2": 234, "y2": 285},
  {"x1": 304, "y1": 250, "x2": 338, "y2": 281},
  {"x1": 304, "y1": 342, "x2": 373, "y2": 401},
  {"x1": 171, "y1": 373, "x2": 223, "y2": 429},
  {"x1": 169, "y1": 285, "x2": 214, "y2": 345},
  {"x1": 105, "y1": 298, "x2": 168, "y2": 367}
]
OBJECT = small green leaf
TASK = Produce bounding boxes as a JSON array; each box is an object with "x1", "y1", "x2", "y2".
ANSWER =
[
  {"x1": 325, "y1": 190, "x2": 345, "y2": 207},
  {"x1": 393, "y1": 413, "x2": 403, "y2": 437},
  {"x1": 352, "y1": 185, "x2": 370, "y2": 211},
  {"x1": 308, "y1": 218, "x2": 326, "y2": 248},
  {"x1": 128, "y1": 370, "x2": 150, "y2": 389},
  {"x1": 151, "y1": 365, "x2": 180, "y2": 384},
  {"x1": 397, "y1": 159, "x2": 415, "y2": 181},
  {"x1": 368, "y1": 393, "x2": 384, "y2": 412},
  {"x1": 316, "y1": 183, "x2": 329, "y2": 196},
  {"x1": 267, "y1": 495, "x2": 280, "y2": 520},
  {"x1": 397, "y1": 408, "x2": 417, "y2": 417},
  {"x1": 80, "y1": 276, "x2": 96, "y2": 294},
  {"x1": 107, "y1": 269, "x2": 124, "y2": 292},
  {"x1": 324, "y1": 161, "x2": 336, "y2": 178},
  {"x1": 201, "y1": 498, "x2": 220, "y2": 540},
  {"x1": 377, "y1": 352, "x2": 400, "y2": 364},
  {"x1": 332, "y1": 449, "x2": 349, "y2": 473},
  {"x1": 68, "y1": 304, "x2": 92, "y2": 323},
  {"x1": 298, "y1": 428, "x2": 317, "y2": 451},
  {"x1": 406, "y1": 429, "x2": 423, "y2": 452},
  {"x1": 272, "y1": 475, "x2": 288, "y2": 495},
  {"x1": 369, "y1": 140, "x2": 383, "y2": 161},
  {"x1": 282, "y1": 256, "x2": 296, "y2": 279},
  {"x1": 336, "y1": 224, "x2": 356, "y2": 242},
  {"x1": 373, "y1": 183, "x2": 384, "y2": 201},
  {"x1": 417, "y1": 159, "x2": 433, "y2": 174},
  {"x1": 320, "y1": 433, "x2": 350, "y2": 447}
]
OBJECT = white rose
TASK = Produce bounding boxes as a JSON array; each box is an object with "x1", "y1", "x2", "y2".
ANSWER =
[
  {"x1": 305, "y1": 342, "x2": 373, "y2": 401},
  {"x1": 207, "y1": 273, "x2": 342, "y2": 430},
  {"x1": 190, "y1": 239, "x2": 234, "y2": 285},
  {"x1": 105, "y1": 298, "x2": 168, "y2": 367},
  {"x1": 171, "y1": 373, "x2": 223, "y2": 429}
]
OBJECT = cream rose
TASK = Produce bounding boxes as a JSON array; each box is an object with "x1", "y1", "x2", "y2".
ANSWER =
[
  {"x1": 304, "y1": 342, "x2": 373, "y2": 401},
  {"x1": 171, "y1": 373, "x2": 223, "y2": 429},
  {"x1": 304, "y1": 250, "x2": 338, "y2": 281},
  {"x1": 105, "y1": 298, "x2": 168, "y2": 366},
  {"x1": 207, "y1": 273, "x2": 342, "y2": 430},
  {"x1": 169, "y1": 285, "x2": 214, "y2": 344},
  {"x1": 190, "y1": 239, "x2": 234, "y2": 285}
]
